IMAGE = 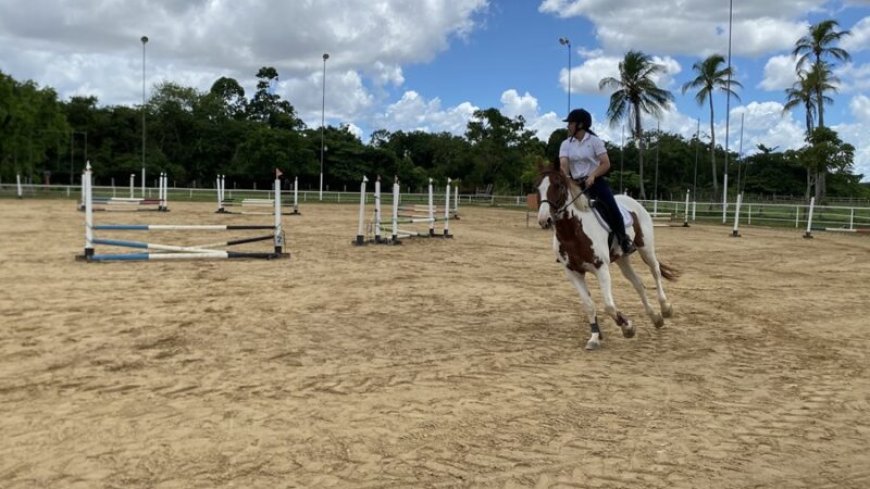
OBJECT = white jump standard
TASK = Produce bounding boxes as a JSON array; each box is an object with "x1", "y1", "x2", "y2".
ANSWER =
[{"x1": 78, "y1": 163, "x2": 288, "y2": 262}]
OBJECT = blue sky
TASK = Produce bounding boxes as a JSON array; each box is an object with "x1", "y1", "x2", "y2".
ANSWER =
[{"x1": 1, "y1": 0, "x2": 868, "y2": 179}]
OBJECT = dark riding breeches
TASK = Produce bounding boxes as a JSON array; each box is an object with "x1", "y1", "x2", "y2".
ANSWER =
[{"x1": 582, "y1": 178, "x2": 630, "y2": 243}]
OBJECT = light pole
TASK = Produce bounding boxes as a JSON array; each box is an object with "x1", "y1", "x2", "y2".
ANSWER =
[
  {"x1": 559, "y1": 37, "x2": 571, "y2": 114},
  {"x1": 722, "y1": 0, "x2": 733, "y2": 223},
  {"x1": 141, "y1": 35, "x2": 148, "y2": 198},
  {"x1": 319, "y1": 52, "x2": 329, "y2": 201}
]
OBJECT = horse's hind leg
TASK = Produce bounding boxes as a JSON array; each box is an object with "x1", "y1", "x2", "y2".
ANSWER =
[
  {"x1": 593, "y1": 264, "x2": 635, "y2": 339},
  {"x1": 563, "y1": 268, "x2": 603, "y2": 350},
  {"x1": 616, "y1": 257, "x2": 663, "y2": 328},
  {"x1": 638, "y1": 246, "x2": 673, "y2": 319}
]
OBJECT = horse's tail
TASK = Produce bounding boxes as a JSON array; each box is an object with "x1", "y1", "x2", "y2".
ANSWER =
[{"x1": 658, "y1": 261, "x2": 680, "y2": 281}]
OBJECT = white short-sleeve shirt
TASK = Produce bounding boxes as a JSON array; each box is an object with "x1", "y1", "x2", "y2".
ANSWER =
[{"x1": 559, "y1": 133, "x2": 607, "y2": 179}]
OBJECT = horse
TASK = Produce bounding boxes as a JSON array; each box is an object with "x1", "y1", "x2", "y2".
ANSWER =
[{"x1": 536, "y1": 166, "x2": 678, "y2": 350}]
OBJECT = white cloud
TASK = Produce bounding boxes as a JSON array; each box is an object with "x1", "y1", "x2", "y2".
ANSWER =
[
  {"x1": 373, "y1": 91, "x2": 478, "y2": 135},
  {"x1": 500, "y1": 90, "x2": 540, "y2": 121},
  {"x1": 566, "y1": 55, "x2": 680, "y2": 95},
  {"x1": 565, "y1": 57, "x2": 620, "y2": 94},
  {"x1": 850, "y1": 94, "x2": 870, "y2": 121},
  {"x1": 833, "y1": 121, "x2": 870, "y2": 179},
  {"x1": 834, "y1": 62, "x2": 870, "y2": 93},
  {"x1": 840, "y1": 16, "x2": 870, "y2": 52},
  {"x1": 538, "y1": 0, "x2": 818, "y2": 56},
  {"x1": 0, "y1": 0, "x2": 488, "y2": 117},
  {"x1": 760, "y1": 55, "x2": 799, "y2": 91}
]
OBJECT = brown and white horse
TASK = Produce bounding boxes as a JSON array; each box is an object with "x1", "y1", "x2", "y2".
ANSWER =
[{"x1": 536, "y1": 167, "x2": 678, "y2": 350}]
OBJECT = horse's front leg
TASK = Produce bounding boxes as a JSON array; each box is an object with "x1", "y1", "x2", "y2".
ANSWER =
[
  {"x1": 616, "y1": 257, "x2": 663, "y2": 328},
  {"x1": 563, "y1": 267, "x2": 603, "y2": 350},
  {"x1": 593, "y1": 263, "x2": 636, "y2": 339}
]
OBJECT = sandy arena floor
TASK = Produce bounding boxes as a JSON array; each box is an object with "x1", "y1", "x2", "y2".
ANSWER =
[{"x1": 1, "y1": 199, "x2": 869, "y2": 488}]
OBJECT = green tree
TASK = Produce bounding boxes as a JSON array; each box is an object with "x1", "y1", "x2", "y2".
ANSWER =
[
  {"x1": 599, "y1": 50, "x2": 674, "y2": 199},
  {"x1": 793, "y1": 19, "x2": 851, "y2": 128},
  {"x1": 681, "y1": 54, "x2": 742, "y2": 198}
]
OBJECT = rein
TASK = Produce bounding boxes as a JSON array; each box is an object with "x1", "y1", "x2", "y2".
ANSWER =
[{"x1": 539, "y1": 177, "x2": 587, "y2": 219}]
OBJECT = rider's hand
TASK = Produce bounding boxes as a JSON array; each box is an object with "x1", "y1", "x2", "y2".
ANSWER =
[{"x1": 585, "y1": 174, "x2": 596, "y2": 188}]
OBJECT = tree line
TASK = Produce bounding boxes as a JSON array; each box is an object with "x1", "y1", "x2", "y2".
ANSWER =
[{"x1": 1, "y1": 20, "x2": 866, "y2": 201}]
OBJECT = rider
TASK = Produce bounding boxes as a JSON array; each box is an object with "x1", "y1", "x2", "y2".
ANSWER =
[{"x1": 559, "y1": 108, "x2": 636, "y2": 255}]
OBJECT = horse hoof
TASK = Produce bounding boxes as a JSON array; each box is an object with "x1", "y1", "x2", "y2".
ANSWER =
[
  {"x1": 662, "y1": 304, "x2": 673, "y2": 318},
  {"x1": 653, "y1": 314, "x2": 664, "y2": 329},
  {"x1": 621, "y1": 323, "x2": 636, "y2": 338},
  {"x1": 585, "y1": 338, "x2": 601, "y2": 350}
]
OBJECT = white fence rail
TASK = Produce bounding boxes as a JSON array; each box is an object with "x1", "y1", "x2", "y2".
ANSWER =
[{"x1": 3, "y1": 182, "x2": 870, "y2": 232}]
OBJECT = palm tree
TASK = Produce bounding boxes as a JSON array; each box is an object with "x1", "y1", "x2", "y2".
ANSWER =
[
  {"x1": 681, "y1": 54, "x2": 742, "y2": 198},
  {"x1": 599, "y1": 51, "x2": 674, "y2": 200},
  {"x1": 783, "y1": 64, "x2": 838, "y2": 199},
  {"x1": 792, "y1": 19, "x2": 851, "y2": 128}
]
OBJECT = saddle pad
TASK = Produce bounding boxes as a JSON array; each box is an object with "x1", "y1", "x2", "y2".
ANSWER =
[{"x1": 592, "y1": 201, "x2": 634, "y2": 232}]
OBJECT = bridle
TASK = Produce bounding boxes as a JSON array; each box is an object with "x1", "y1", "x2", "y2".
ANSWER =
[{"x1": 539, "y1": 174, "x2": 586, "y2": 220}]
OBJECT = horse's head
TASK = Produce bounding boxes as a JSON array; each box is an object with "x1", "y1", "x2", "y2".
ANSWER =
[{"x1": 536, "y1": 167, "x2": 570, "y2": 228}]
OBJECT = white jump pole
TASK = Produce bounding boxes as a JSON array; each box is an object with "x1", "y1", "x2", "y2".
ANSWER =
[
  {"x1": 158, "y1": 172, "x2": 165, "y2": 211},
  {"x1": 427, "y1": 178, "x2": 435, "y2": 237},
  {"x1": 216, "y1": 175, "x2": 220, "y2": 211},
  {"x1": 16, "y1": 174, "x2": 23, "y2": 199},
  {"x1": 292, "y1": 176, "x2": 300, "y2": 215},
  {"x1": 804, "y1": 197, "x2": 815, "y2": 239},
  {"x1": 84, "y1": 163, "x2": 94, "y2": 258},
  {"x1": 374, "y1": 176, "x2": 383, "y2": 243},
  {"x1": 274, "y1": 176, "x2": 284, "y2": 254},
  {"x1": 683, "y1": 189, "x2": 690, "y2": 227},
  {"x1": 392, "y1": 177, "x2": 400, "y2": 243},
  {"x1": 129, "y1": 174, "x2": 135, "y2": 198},
  {"x1": 354, "y1": 176, "x2": 368, "y2": 246},
  {"x1": 731, "y1": 193, "x2": 742, "y2": 237},
  {"x1": 443, "y1": 178, "x2": 453, "y2": 237}
]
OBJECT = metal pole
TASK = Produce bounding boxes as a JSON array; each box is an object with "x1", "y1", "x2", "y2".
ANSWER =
[
  {"x1": 654, "y1": 121, "x2": 660, "y2": 200},
  {"x1": 722, "y1": 0, "x2": 733, "y2": 223},
  {"x1": 141, "y1": 35, "x2": 148, "y2": 199},
  {"x1": 559, "y1": 38, "x2": 571, "y2": 114},
  {"x1": 619, "y1": 124, "x2": 625, "y2": 193},
  {"x1": 319, "y1": 53, "x2": 329, "y2": 201},
  {"x1": 737, "y1": 112, "x2": 745, "y2": 193},
  {"x1": 693, "y1": 118, "x2": 700, "y2": 199}
]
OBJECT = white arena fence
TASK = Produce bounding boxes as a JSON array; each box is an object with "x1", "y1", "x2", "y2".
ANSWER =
[{"x1": 2, "y1": 180, "x2": 869, "y2": 233}]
